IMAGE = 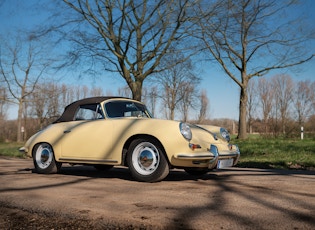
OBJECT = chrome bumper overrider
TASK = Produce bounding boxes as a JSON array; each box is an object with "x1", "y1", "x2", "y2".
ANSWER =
[{"x1": 217, "y1": 145, "x2": 240, "y2": 166}]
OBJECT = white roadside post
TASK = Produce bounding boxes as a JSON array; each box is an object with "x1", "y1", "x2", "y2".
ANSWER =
[
  {"x1": 301, "y1": 126, "x2": 304, "y2": 140},
  {"x1": 21, "y1": 126, "x2": 25, "y2": 141}
]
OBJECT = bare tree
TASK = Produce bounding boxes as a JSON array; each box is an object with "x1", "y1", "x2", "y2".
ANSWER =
[
  {"x1": 157, "y1": 55, "x2": 200, "y2": 120},
  {"x1": 0, "y1": 86, "x2": 8, "y2": 140},
  {"x1": 292, "y1": 80, "x2": 315, "y2": 126},
  {"x1": 90, "y1": 86, "x2": 104, "y2": 97},
  {"x1": 60, "y1": 0, "x2": 199, "y2": 101},
  {"x1": 0, "y1": 87, "x2": 7, "y2": 121},
  {"x1": 143, "y1": 86, "x2": 158, "y2": 117},
  {"x1": 28, "y1": 82, "x2": 62, "y2": 129},
  {"x1": 29, "y1": 84, "x2": 50, "y2": 129},
  {"x1": 60, "y1": 84, "x2": 76, "y2": 109},
  {"x1": 197, "y1": 0, "x2": 315, "y2": 139},
  {"x1": 179, "y1": 82, "x2": 196, "y2": 122},
  {"x1": 118, "y1": 86, "x2": 132, "y2": 98},
  {"x1": 162, "y1": 85, "x2": 176, "y2": 120},
  {"x1": 0, "y1": 38, "x2": 51, "y2": 142},
  {"x1": 197, "y1": 90, "x2": 209, "y2": 124},
  {"x1": 257, "y1": 77, "x2": 274, "y2": 134},
  {"x1": 247, "y1": 79, "x2": 257, "y2": 133},
  {"x1": 271, "y1": 74, "x2": 294, "y2": 135}
]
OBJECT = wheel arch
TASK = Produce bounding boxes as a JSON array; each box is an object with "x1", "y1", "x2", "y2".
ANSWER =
[{"x1": 122, "y1": 134, "x2": 170, "y2": 167}]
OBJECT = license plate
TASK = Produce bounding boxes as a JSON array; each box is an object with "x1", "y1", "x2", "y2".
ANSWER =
[{"x1": 217, "y1": 159, "x2": 234, "y2": 169}]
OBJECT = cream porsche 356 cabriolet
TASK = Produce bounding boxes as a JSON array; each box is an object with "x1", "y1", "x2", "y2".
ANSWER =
[{"x1": 20, "y1": 97, "x2": 240, "y2": 182}]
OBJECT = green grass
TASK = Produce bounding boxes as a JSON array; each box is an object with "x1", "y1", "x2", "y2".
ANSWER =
[
  {"x1": 233, "y1": 136, "x2": 315, "y2": 170},
  {"x1": 1, "y1": 137, "x2": 315, "y2": 171},
  {"x1": 0, "y1": 142, "x2": 25, "y2": 158}
]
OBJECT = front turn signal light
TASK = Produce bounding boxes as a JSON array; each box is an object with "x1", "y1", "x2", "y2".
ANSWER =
[{"x1": 189, "y1": 143, "x2": 201, "y2": 150}]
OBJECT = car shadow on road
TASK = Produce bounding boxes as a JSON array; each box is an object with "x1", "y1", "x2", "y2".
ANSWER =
[
  {"x1": 57, "y1": 165, "x2": 315, "y2": 182},
  {"x1": 163, "y1": 168, "x2": 315, "y2": 229},
  {"x1": 57, "y1": 165, "x2": 220, "y2": 182}
]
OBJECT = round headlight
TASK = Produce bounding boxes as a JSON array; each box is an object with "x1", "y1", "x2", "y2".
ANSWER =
[
  {"x1": 180, "y1": 123, "x2": 192, "y2": 141},
  {"x1": 220, "y1": 128, "x2": 230, "y2": 142}
]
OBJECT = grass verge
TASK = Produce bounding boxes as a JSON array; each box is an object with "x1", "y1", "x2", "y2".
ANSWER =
[
  {"x1": 1, "y1": 138, "x2": 315, "y2": 170},
  {"x1": 0, "y1": 142, "x2": 25, "y2": 158},
  {"x1": 234, "y1": 136, "x2": 315, "y2": 170}
]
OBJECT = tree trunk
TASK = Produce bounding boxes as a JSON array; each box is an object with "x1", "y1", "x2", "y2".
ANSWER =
[
  {"x1": 237, "y1": 86, "x2": 248, "y2": 139},
  {"x1": 17, "y1": 99, "x2": 23, "y2": 142},
  {"x1": 170, "y1": 108, "x2": 175, "y2": 121},
  {"x1": 130, "y1": 80, "x2": 143, "y2": 101}
]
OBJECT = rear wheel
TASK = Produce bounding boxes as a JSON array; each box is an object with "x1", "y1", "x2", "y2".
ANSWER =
[
  {"x1": 127, "y1": 138, "x2": 169, "y2": 182},
  {"x1": 32, "y1": 143, "x2": 61, "y2": 174}
]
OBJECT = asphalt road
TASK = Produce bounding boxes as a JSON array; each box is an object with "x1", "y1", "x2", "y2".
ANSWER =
[{"x1": 0, "y1": 157, "x2": 314, "y2": 229}]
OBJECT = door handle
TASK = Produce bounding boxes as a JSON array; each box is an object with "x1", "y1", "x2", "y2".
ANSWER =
[{"x1": 64, "y1": 130, "x2": 71, "y2": 134}]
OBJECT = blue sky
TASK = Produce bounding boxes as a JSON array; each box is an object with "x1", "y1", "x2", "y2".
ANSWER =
[{"x1": 1, "y1": 0, "x2": 315, "y2": 120}]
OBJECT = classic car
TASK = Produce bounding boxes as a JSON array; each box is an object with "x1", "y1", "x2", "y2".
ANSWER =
[{"x1": 20, "y1": 97, "x2": 240, "y2": 182}]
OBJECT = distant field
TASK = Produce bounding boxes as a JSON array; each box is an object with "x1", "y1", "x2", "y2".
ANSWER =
[
  {"x1": 1, "y1": 137, "x2": 315, "y2": 170},
  {"x1": 234, "y1": 136, "x2": 315, "y2": 170}
]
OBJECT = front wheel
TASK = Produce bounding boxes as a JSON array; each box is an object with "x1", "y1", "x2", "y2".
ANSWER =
[
  {"x1": 127, "y1": 138, "x2": 169, "y2": 182},
  {"x1": 32, "y1": 143, "x2": 61, "y2": 174}
]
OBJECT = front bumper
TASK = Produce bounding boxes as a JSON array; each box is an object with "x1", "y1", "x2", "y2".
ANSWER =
[{"x1": 172, "y1": 144, "x2": 219, "y2": 169}]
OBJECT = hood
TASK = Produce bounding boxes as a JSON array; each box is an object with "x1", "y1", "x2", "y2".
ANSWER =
[{"x1": 193, "y1": 124, "x2": 230, "y2": 143}]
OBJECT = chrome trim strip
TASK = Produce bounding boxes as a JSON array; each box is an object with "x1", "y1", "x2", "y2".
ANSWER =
[
  {"x1": 218, "y1": 152, "x2": 240, "y2": 158},
  {"x1": 59, "y1": 158, "x2": 118, "y2": 164},
  {"x1": 176, "y1": 154, "x2": 215, "y2": 159}
]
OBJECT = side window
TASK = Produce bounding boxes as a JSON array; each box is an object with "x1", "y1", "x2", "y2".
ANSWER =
[{"x1": 74, "y1": 104, "x2": 104, "y2": 120}]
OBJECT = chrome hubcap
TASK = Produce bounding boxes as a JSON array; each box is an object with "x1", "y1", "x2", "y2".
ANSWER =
[
  {"x1": 35, "y1": 144, "x2": 53, "y2": 169},
  {"x1": 132, "y1": 142, "x2": 159, "y2": 175}
]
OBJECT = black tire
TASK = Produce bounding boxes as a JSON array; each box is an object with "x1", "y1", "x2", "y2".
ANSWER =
[
  {"x1": 32, "y1": 143, "x2": 62, "y2": 174},
  {"x1": 127, "y1": 138, "x2": 169, "y2": 182},
  {"x1": 184, "y1": 167, "x2": 209, "y2": 176},
  {"x1": 93, "y1": 164, "x2": 114, "y2": 171}
]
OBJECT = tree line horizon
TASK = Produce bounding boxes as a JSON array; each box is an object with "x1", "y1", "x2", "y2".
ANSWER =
[
  {"x1": 1, "y1": 73, "x2": 314, "y2": 142},
  {"x1": 0, "y1": 0, "x2": 314, "y2": 141}
]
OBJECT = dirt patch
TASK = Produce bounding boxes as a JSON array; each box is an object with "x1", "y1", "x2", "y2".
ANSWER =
[
  {"x1": 0, "y1": 204, "x2": 155, "y2": 230},
  {"x1": 1, "y1": 206, "x2": 94, "y2": 229}
]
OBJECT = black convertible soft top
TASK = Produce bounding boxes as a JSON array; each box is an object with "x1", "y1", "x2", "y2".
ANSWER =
[{"x1": 53, "y1": 96, "x2": 129, "y2": 123}]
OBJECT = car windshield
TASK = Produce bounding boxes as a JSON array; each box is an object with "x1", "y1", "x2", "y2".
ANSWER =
[{"x1": 104, "y1": 101, "x2": 152, "y2": 118}]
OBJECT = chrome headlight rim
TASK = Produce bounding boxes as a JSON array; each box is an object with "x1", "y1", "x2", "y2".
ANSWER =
[
  {"x1": 220, "y1": 127, "x2": 230, "y2": 142},
  {"x1": 179, "y1": 122, "x2": 192, "y2": 141}
]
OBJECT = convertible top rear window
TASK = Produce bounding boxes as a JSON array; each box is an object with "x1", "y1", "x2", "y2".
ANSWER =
[{"x1": 105, "y1": 101, "x2": 151, "y2": 118}]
